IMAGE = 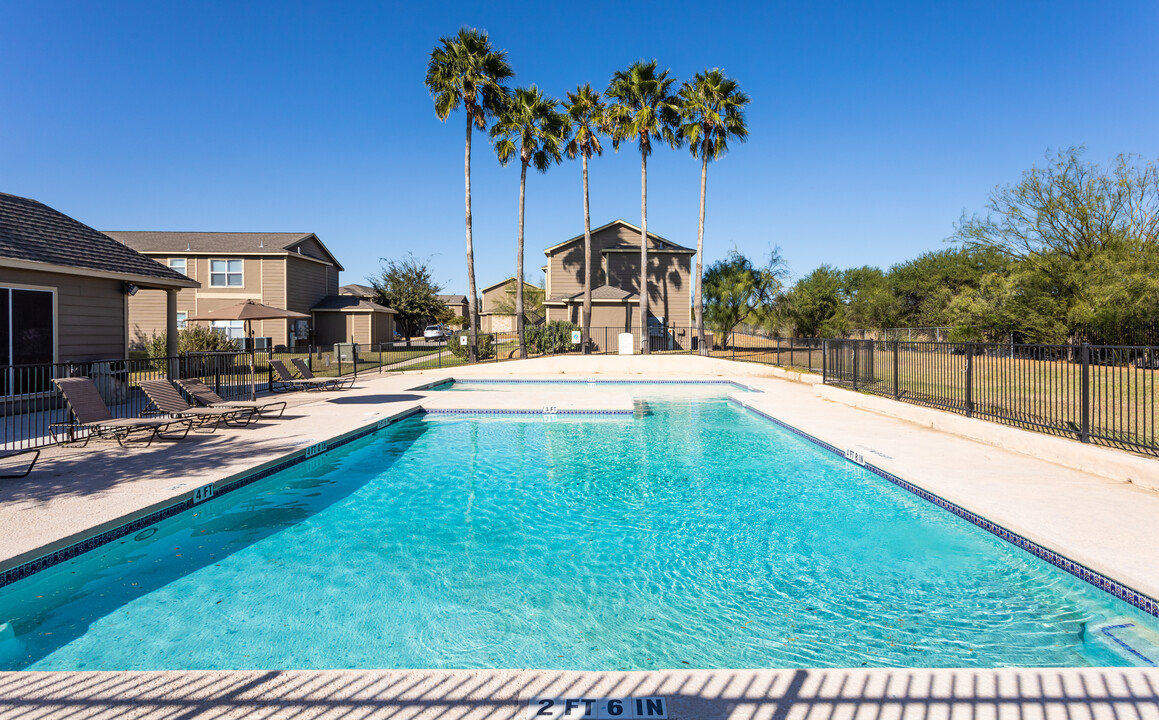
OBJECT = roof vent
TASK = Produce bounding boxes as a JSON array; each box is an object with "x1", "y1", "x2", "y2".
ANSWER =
[
  {"x1": 185, "y1": 242, "x2": 191, "y2": 251},
  {"x1": 259, "y1": 239, "x2": 265, "y2": 248}
]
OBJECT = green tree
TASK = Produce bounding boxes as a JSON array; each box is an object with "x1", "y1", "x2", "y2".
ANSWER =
[
  {"x1": 885, "y1": 247, "x2": 1009, "y2": 328},
  {"x1": 703, "y1": 249, "x2": 787, "y2": 347},
  {"x1": 677, "y1": 69, "x2": 750, "y2": 355},
  {"x1": 563, "y1": 84, "x2": 607, "y2": 350},
  {"x1": 839, "y1": 266, "x2": 895, "y2": 330},
  {"x1": 491, "y1": 85, "x2": 566, "y2": 359},
  {"x1": 955, "y1": 147, "x2": 1159, "y2": 339},
  {"x1": 369, "y1": 254, "x2": 450, "y2": 339},
  {"x1": 606, "y1": 60, "x2": 680, "y2": 353},
  {"x1": 777, "y1": 266, "x2": 847, "y2": 338},
  {"x1": 425, "y1": 27, "x2": 514, "y2": 362}
]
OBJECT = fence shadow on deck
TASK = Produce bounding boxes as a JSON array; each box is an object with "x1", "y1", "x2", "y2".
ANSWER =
[{"x1": 0, "y1": 667, "x2": 1157, "y2": 720}]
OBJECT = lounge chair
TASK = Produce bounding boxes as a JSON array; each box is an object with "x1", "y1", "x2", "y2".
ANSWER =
[
  {"x1": 139, "y1": 380, "x2": 254, "y2": 431},
  {"x1": 291, "y1": 358, "x2": 355, "y2": 390},
  {"x1": 176, "y1": 378, "x2": 287, "y2": 419},
  {"x1": 269, "y1": 360, "x2": 340, "y2": 392},
  {"x1": 0, "y1": 448, "x2": 39, "y2": 478},
  {"x1": 51, "y1": 377, "x2": 192, "y2": 447}
]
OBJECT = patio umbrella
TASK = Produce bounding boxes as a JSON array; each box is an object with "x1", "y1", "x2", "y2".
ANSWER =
[{"x1": 188, "y1": 300, "x2": 310, "y2": 399}]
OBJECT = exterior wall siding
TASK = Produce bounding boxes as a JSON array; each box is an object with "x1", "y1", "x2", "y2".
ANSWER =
[
  {"x1": 127, "y1": 252, "x2": 339, "y2": 349},
  {"x1": 0, "y1": 267, "x2": 127, "y2": 362}
]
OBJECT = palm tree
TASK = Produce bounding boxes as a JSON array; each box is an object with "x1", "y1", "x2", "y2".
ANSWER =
[
  {"x1": 563, "y1": 84, "x2": 606, "y2": 351},
  {"x1": 677, "y1": 69, "x2": 750, "y2": 355},
  {"x1": 491, "y1": 85, "x2": 567, "y2": 359},
  {"x1": 606, "y1": 60, "x2": 680, "y2": 354},
  {"x1": 424, "y1": 27, "x2": 514, "y2": 362}
]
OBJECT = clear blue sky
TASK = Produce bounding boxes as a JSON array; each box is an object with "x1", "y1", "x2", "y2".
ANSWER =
[{"x1": 2, "y1": 1, "x2": 1157, "y2": 291}]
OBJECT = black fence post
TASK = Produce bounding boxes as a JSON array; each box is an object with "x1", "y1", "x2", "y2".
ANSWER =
[
  {"x1": 964, "y1": 341, "x2": 974, "y2": 418},
  {"x1": 267, "y1": 349, "x2": 273, "y2": 394},
  {"x1": 822, "y1": 339, "x2": 827, "y2": 382},
  {"x1": 1080, "y1": 342, "x2": 1091, "y2": 443},
  {"x1": 893, "y1": 340, "x2": 900, "y2": 400},
  {"x1": 852, "y1": 342, "x2": 859, "y2": 392}
]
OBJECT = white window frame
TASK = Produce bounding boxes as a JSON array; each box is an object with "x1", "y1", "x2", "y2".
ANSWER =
[
  {"x1": 209, "y1": 259, "x2": 244, "y2": 287},
  {"x1": 169, "y1": 258, "x2": 187, "y2": 276},
  {"x1": 211, "y1": 320, "x2": 245, "y2": 340},
  {"x1": 176, "y1": 311, "x2": 187, "y2": 329}
]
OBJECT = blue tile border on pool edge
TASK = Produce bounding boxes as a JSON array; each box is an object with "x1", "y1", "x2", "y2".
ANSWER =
[
  {"x1": 451, "y1": 378, "x2": 760, "y2": 391},
  {"x1": 423, "y1": 408, "x2": 633, "y2": 416},
  {"x1": 728, "y1": 397, "x2": 1159, "y2": 620},
  {"x1": 0, "y1": 408, "x2": 423, "y2": 590}
]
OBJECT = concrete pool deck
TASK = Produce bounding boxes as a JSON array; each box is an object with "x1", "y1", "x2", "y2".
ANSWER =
[
  {"x1": 2, "y1": 355, "x2": 1158, "y2": 717},
  {"x1": 3, "y1": 666, "x2": 1158, "y2": 719}
]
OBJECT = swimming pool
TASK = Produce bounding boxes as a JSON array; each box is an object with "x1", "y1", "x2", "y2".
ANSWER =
[{"x1": 1, "y1": 383, "x2": 1156, "y2": 670}]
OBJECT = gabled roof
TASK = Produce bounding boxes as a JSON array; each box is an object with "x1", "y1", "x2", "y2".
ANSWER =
[
  {"x1": 340, "y1": 283, "x2": 375, "y2": 298},
  {"x1": 543, "y1": 219, "x2": 693, "y2": 255},
  {"x1": 481, "y1": 277, "x2": 540, "y2": 294},
  {"x1": 312, "y1": 295, "x2": 396, "y2": 313},
  {"x1": 0, "y1": 192, "x2": 197, "y2": 289},
  {"x1": 545, "y1": 285, "x2": 639, "y2": 305},
  {"x1": 104, "y1": 231, "x2": 345, "y2": 271},
  {"x1": 574, "y1": 285, "x2": 635, "y2": 301},
  {"x1": 437, "y1": 294, "x2": 468, "y2": 304}
]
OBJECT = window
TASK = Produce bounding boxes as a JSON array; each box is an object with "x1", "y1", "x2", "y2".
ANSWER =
[
  {"x1": 209, "y1": 259, "x2": 243, "y2": 287},
  {"x1": 176, "y1": 312, "x2": 187, "y2": 329},
  {"x1": 211, "y1": 320, "x2": 245, "y2": 340},
  {"x1": 0, "y1": 287, "x2": 54, "y2": 395},
  {"x1": 169, "y1": 258, "x2": 187, "y2": 276}
]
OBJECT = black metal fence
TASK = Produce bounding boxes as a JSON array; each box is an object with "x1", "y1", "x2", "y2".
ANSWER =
[
  {"x1": 0, "y1": 352, "x2": 259, "y2": 451},
  {"x1": 823, "y1": 339, "x2": 1159, "y2": 454},
  {"x1": 10, "y1": 334, "x2": 1152, "y2": 456}
]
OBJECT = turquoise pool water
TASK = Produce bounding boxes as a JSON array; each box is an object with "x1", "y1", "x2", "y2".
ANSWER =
[{"x1": 1, "y1": 384, "x2": 1156, "y2": 670}]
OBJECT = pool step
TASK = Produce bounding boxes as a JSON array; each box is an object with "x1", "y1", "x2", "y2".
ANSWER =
[
  {"x1": 419, "y1": 390, "x2": 635, "y2": 417},
  {"x1": 1083, "y1": 618, "x2": 1159, "y2": 666}
]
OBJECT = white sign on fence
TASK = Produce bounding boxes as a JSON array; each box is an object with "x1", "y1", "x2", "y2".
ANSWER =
[
  {"x1": 571, "y1": 330, "x2": 582, "y2": 345},
  {"x1": 460, "y1": 335, "x2": 468, "y2": 346}
]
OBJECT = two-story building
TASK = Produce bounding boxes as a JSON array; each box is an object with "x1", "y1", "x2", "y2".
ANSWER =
[
  {"x1": 109, "y1": 231, "x2": 374, "y2": 349},
  {"x1": 542, "y1": 219, "x2": 695, "y2": 332},
  {"x1": 478, "y1": 277, "x2": 543, "y2": 334}
]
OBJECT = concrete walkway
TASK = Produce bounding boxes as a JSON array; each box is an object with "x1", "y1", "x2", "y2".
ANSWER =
[{"x1": 2, "y1": 667, "x2": 1157, "y2": 719}]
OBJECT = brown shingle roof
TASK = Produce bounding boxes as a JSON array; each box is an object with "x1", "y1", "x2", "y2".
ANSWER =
[
  {"x1": 0, "y1": 192, "x2": 195, "y2": 287},
  {"x1": 312, "y1": 295, "x2": 396, "y2": 313},
  {"x1": 340, "y1": 283, "x2": 375, "y2": 298},
  {"x1": 104, "y1": 231, "x2": 344, "y2": 270},
  {"x1": 437, "y1": 294, "x2": 468, "y2": 304}
]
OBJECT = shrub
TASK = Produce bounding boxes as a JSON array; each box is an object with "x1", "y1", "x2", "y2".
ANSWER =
[
  {"x1": 526, "y1": 321, "x2": 577, "y2": 355},
  {"x1": 145, "y1": 325, "x2": 240, "y2": 359},
  {"x1": 448, "y1": 331, "x2": 495, "y2": 361}
]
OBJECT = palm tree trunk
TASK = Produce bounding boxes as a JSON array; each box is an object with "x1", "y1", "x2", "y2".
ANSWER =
[
  {"x1": 639, "y1": 145, "x2": 650, "y2": 355},
  {"x1": 582, "y1": 152, "x2": 592, "y2": 352},
  {"x1": 696, "y1": 148, "x2": 709, "y2": 355},
  {"x1": 465, "y1": 110, "x2": 478, "y2": 363},
  {"x1": 517, "y1": 161, "x2": 527, "y2": 360}
]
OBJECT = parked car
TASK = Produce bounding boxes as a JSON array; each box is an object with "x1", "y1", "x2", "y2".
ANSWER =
[{"x1": 423, "y1": 324, "x2": 449, "y2": 342}]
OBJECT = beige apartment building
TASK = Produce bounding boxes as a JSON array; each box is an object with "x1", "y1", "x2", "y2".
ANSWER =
[
  {"x1": 542, "y1": 219, "x2": 695, "y2": 331},
  {"x1": 109, "y1": 231, "x2": 345, "y2": 349},
  {"x1": 479, "y1": 277, "x2": 542, "y2": 334}
]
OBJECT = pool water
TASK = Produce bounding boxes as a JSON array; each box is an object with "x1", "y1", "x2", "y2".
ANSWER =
[{"x1": 1, "y1": 385, "x2": 1156, "y2": 670}]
